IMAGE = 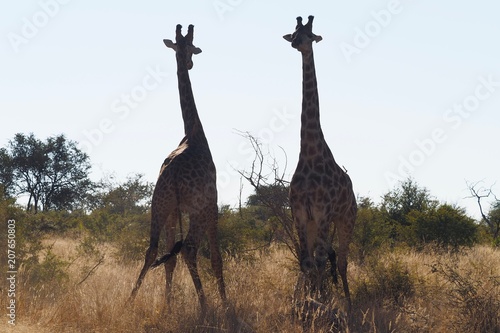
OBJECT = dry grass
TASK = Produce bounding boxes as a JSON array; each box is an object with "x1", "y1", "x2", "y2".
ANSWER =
[{"x1": 1, "y1": 237, "x2": 499, "y2": 333}]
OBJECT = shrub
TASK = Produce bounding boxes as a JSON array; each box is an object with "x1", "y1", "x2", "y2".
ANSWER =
[
  {"x1": 112, "y1": 219, "x2": 149, "y2": 263},
  {"x1": 357, "y1": 255, "x2": 415, "y2": 307},
  {"x1": 199, "y1": 205, "x2": 274, "y2": 260},
  {"x1": 431, "y1": 261, "x2": 500, "y2": 333},
  {"x1": 21, "y1": 246, "x2": 70, "y2": 305},
  {"x1": 408, "y1": 204, "x2": 478, "y2": 249},
  {"x1": 24, "y1": 247, "x2": 69, "y2": 284},
  {"x1": 352, "y1": 197, "x2": 392, "y2": 262}
]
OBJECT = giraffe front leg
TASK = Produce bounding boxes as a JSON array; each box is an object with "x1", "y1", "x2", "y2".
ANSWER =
[
  {"x1": 314, "y1": 222, "x2": 331, "y2": 276},
  {"x1": 297, "y1": 224, "x2": 315, "y2": 274},
  {"x1": 305, "y1": 219, "x2": 333, "y2": 302},
  {"x1": 295, "y1": 215, "x2": 318, "y2": 302}
]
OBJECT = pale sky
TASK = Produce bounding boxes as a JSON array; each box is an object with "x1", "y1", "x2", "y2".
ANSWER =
[{"x1": 1, "y1": 1, "x2": 499, "y2": 218}]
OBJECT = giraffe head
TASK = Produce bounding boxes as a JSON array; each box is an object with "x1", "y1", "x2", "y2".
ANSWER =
[
  {"x1": 164, "y1": 24, "x2": 202, "y2": 70},
  {"x1": 283, "y1": 16, "x2": 322, "y2": 53}
]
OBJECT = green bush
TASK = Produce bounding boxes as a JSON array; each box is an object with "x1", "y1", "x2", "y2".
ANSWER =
[
  {"x1": 0, "y1": 193, "x2": 25, "y2": 269},
  {"x1": 353, "y1": 197, "x2": 392, "y2": 262},
  {"x1": 24, "y1": 210, "x2": 83, "y2": 233},
  {"x1": 112, "y1": 216, "x2": 150, "y2": 263},
  {"x1": 24, "y1": 247, "x2": 69, "y2": 285},
  {"x1": 408, "y1": 204, "x2": 478, "y2": 249}
]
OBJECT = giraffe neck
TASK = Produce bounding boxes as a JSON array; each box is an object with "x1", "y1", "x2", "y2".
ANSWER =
[
  {"x1": 175, "y1": 53, "x2": 206, "y2": 143},
  {"x1": 300, "y1": 51, "x2": 324, "y2": 155}
]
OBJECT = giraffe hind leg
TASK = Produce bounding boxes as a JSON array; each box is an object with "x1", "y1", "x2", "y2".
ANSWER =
[
  {"x1": 130, "y1": 243, "x2": 158, "y2": 301},
  {"x1": 336, "y1": 216, "x2": 354, "y2": 311},
  {"x1": 181, "y1": 216, "x2": 207, "y2": 314},
  {"x1": 162, "y1": 224, "x2": 180, "y2": 306},
  {"x1": 130, "y1": 211, "x2": 166, "y2": 301},
  {"x1": 183, "y1": 243, "x2": 207, "y2": 315},
  {"x1": 207, "y1": 214, "x2": 227, "y2": 304}
]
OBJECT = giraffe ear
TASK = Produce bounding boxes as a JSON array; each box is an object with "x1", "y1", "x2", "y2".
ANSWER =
[
  {"x1": 313, "y1": 35, "x2": 323, "y2": 43},
  {"x1": 283, "y1": 34, "x2": 293, "y2": 42},
  {"x1": 193, "y1": 47, "x2": 202, "y2": 55},
  {"x1": 163, "y1": 39, "x2": 177, "y2": 50}
]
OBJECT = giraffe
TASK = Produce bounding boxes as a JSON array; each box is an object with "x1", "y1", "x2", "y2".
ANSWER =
[
  {"x1": 284, "y1": 16, "x2": 357, "y2": 310},
  {"x1": 130, "y1": 24, "x2": 227, "y2": 314}
]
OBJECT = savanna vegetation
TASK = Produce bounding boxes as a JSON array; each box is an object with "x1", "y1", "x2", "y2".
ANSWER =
[{"x1": 0, "y1": 133, "x2": 499, "y2": 332}]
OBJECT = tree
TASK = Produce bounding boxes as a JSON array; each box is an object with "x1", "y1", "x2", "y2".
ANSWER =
[
  {"x1": 379, "y1": 178, "x2": 440, "y2": 245},
  {"x1": 237, "y1": 132, "x2": 299, "y2": 258},
  {"x1": 488, "y1": 202, "x2": 500, "y2": 241},
  {"x1": 381, "y1": 178, "x2": 438, "y2": 226},
  {"x1": 98, "y1": 173, "x2": 154, "y2": 215},
  {"x1": 379, "y1": 179, "x2": 478, "y2": 248},
  {"x1": 467, "y1": 181, "x2": 500, "y2": 243},
  {"x1": 80, "y1": 174, "x2": 154, "y2": 242},
  {"x1": 0, "y1": 133, "x2": 93, "y2": 213},
  {"x1": 0, "y1": 149, "x2": 14, "y2": 196}
]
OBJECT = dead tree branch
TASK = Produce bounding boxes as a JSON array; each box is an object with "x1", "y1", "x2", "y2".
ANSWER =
[
  {"x1": 235, "y1": 131, "x2": 299, "y2": 259},
  {"x1": 77, "y1": 255, "x2": 105, "y2": 286},
  {"x1": 466, "y1": 180, "x2": 500, "y2": 239}
]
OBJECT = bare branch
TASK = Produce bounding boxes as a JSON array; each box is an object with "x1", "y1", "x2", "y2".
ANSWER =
[
  {"x1": 77, "y1": 255, "x2": 105, "y2": 286},
  {"x1": 465, "y1": 180, "x2": 493, "y2": 222},
  {"x1": 235, "y1": 131, "x2": 300, "y2": 259},
  {"x1": 238, "y1": 176, "x2": 243, "y2": 216},
  {"x1": 466, "y1": 180, "x2": 500, "y2": 239}
]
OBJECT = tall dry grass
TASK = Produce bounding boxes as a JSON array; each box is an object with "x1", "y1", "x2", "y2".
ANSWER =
[{"x1": 1, "y1": 237, "x2": 499, "y2": 333}]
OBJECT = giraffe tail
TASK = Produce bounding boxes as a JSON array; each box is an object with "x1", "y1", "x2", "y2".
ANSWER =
[{"x1": 150, "y1": 240, "x2": 184, "y2": 269}]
